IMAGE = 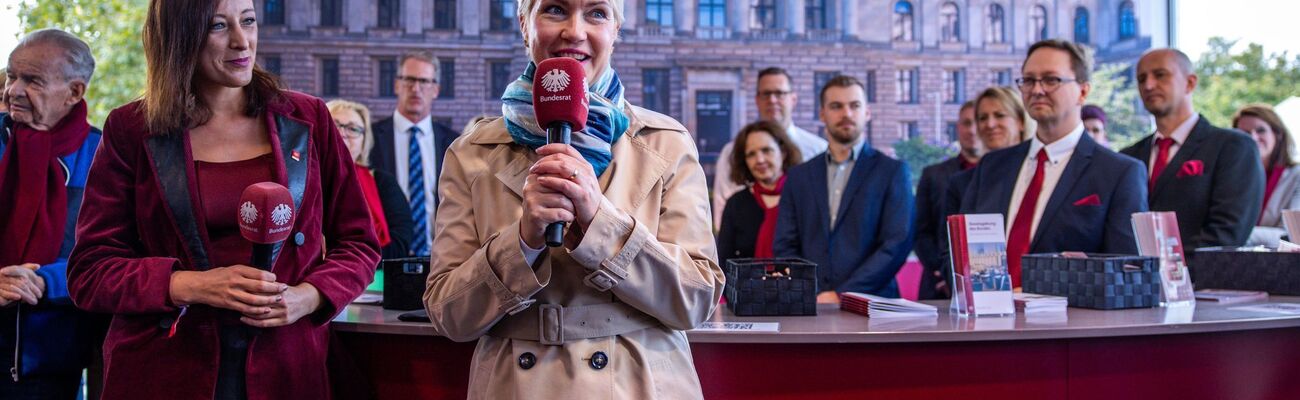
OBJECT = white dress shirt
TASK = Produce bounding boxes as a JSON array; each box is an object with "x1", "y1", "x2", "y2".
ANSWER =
[
  {"x1": 1006, "y1": 122, "x2": 1086, "y2": 240},
  {"x1": 711, "y1": 122, "x2": 828, "y2": 228},
  {"x1": 1147, "y1": 113, "x2": 1200, "y2": 177},
  {"x1": 393, "y1": 111, "x2": 437, "y2": 244}
]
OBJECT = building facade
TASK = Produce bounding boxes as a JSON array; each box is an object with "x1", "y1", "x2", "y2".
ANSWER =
[{"x1": 257, "y1": 0, "x2": 1169, "y2": 177}]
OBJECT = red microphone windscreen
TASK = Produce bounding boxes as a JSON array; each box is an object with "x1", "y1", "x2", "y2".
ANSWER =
[
  {"x1": 238, "y1": 182, "x2": 296, "y2": 244},
  {"x1": 533, "y1": 58, "x2": 588, "y2": 131}
]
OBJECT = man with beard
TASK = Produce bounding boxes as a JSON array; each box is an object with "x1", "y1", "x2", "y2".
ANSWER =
[
  {"x1": 713, "y1": 67, "x2": 828, "y2": 229},
  {"x1": 914, "y1": 100, "x2": 979, "y2": 300},
  {"x1": 773, "y1": 75, "x2": 914, "y2": 300},
  {"x1": 958, "y1": 40, "x2": 1147, "y2": 288},
  {"x1": 369, "y1": 51, "x2": 458, "y2": 257},
  {"x1": 1120, "y1": 49, "x2": 1263, "y2": 248}
]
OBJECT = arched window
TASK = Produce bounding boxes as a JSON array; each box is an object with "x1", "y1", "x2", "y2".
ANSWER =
[
  {"x1": 1030, "y1": 5, "x2": 1048, "y2": 41},
  {"x1": 986, "y1": 3, "x2": 1005, "y2": 44},
  {"x1": 940, "y1": 2, "x2": 961, "y2": 42},
  {"x1": 1119, "y1": 1, "x2": 1137, "y2": 39},
  {"x1": 893, "y1": 1, "x2": 914, "y2": 41},
  {"x1": 1074, "y1": 7, "x2": 1090, "y2": 44}
]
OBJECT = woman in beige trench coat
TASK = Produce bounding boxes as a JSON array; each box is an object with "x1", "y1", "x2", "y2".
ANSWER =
[{"x1": 422, "y1": 0, "x2": 725, "y2": 398}]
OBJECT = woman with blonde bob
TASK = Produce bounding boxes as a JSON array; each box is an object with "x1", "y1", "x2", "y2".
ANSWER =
[
  {"x1": 1234, "y1": 104, "x2": 1300, "y2": 247},
  {"x1": 973, "y1": 86, "x2": 1036, "y2": 151},
  {"x1": 421, "y1": 0, "x2": 724, "y2": 398},
  {"x1": 327, "y1": 99, "x2": 414, "y2": 259}
]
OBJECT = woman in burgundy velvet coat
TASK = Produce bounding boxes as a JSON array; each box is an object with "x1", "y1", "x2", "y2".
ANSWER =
[{"x1": 66, "y1": 0, "x2": 379, "y2": 399}]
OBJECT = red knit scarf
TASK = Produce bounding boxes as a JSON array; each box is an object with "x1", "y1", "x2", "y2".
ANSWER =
[
  {"x1": 750, "y1": 175, "x2": 787, "y2": 259},
  {"x1": 0, "y1": 101, "x2": 90, "y2": 266}
]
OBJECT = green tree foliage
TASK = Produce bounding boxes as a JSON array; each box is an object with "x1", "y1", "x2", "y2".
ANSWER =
[
  {"x1": 892, "y1": 136, "x2": 956, "y2": 192},
  {"x1": 18, "y1": 0, "x2": 147, "y2": 126},
  {"x1": 1193, "y1": 37, "x2": 1300, "y2": 127},
  {"x1": 1087, "y1": 62, "x2": 1150, "y2": 149}
]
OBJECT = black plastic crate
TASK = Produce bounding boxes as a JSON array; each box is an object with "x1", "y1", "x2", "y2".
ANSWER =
[
  {"x1": 723, "y1": 258, "x2": 817, "y2": 316},
  {"x1": 1021, "y1": 253, "x2": 1160, "y2": 310},
  {"x1": 1188, "y1": 248, "x2": 1300, "y2": 295},
  {"x1": 381, "y1": 257, "x2": 429, "y2": 310}
]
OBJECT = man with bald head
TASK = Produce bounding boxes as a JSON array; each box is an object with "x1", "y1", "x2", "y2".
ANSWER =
[
  {"x1": 1120, "y1": 48, "x2": 1264, "y2": 248},
  {"x1": 1, "y1": 28, "x2": 104, "y2": 398}
]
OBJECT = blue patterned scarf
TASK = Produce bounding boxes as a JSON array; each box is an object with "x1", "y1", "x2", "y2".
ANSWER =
[{"x1": 501, "y1": 62, "x2": 630, "y2": 177}]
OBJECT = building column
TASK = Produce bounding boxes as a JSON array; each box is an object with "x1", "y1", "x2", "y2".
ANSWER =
[
  {"x1": 405, "y1": 0, "x2": 424, "y2": 34},
  {"x1": 729, "y1": 0, "x2": 749, "y2": 35},
  {"x1": 840, "y1": 0, "x2": 856, "y2": 37},
  {"x1": 462, "y1": 0, "x2": 483, "y2": 36},
  {"x1": 345, "y1": 0, "x2": 366, "y2": 33},
  {"x1": 287, "y1": 0, "x2": 310, "y2": 32},
  {"x1": 676, "y1": 0, "x2": 696, "y2": 35},
  {"x1": 623, "y1": 0, "x2": 640, "y2": 31},
  {"x1": 787, "y1": 0, "x2": 805, "y2": 35}
]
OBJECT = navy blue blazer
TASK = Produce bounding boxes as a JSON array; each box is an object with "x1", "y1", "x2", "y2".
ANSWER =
[
  {"x1": 368, "y1": 116, "x2": 458, "y2": 207},
  {"x1": 773, "y1": 145, "x2": 915, "y2": 297},
  {"x1": 959, "y1": 133, "x2": 1147, "y2": 255}
]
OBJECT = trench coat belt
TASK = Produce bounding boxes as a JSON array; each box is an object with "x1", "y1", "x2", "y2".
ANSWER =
[{"x1": 488, "y1": 302, "x2": 660, "y2": 345}]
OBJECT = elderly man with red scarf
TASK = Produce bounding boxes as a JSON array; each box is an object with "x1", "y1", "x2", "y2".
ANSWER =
[{"x1": 0, "y1": 28, "x2": 104, "y2": 400}]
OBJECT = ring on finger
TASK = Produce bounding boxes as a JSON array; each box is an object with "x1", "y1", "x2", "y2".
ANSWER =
[{"x1": 569, "y1": 167, "x2": 578, "y2": 180}]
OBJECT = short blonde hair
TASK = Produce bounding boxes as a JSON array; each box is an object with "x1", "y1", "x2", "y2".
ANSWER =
[
  {"x1": 326, "y1": 99, "x2": 374, "y2": 166},
  {"x1": 516, "y1": 0, "x2": 625, "y2": 31},
  {"x1": 975, "y1": 86, "x2": 1036, "y2": 143}
]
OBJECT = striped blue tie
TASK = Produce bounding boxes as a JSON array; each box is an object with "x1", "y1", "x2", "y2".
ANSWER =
[{"x1": 408, "y1": 127, "x2": 430, "y2": 256}]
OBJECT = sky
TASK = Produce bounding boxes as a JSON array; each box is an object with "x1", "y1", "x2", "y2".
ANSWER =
[{"x1": 1, "y1": 0, "x2": 1298, "y2": 67}]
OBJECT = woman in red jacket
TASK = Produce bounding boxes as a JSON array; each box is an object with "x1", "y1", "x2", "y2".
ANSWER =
[{"x1": 66, "y1": 0, "x2": 380, "y2": 399}]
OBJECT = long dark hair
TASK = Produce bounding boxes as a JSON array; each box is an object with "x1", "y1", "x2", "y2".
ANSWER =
[{"x1": 141, "y1": 0, "x2": 283, "y2": 134}]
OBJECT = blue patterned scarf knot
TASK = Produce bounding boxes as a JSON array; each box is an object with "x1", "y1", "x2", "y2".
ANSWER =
[{"x1": 501, "y1": 62, "x2": 630, "y2": 177}]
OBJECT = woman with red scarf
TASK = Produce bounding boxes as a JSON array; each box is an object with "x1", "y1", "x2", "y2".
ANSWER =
[
  {"x1": 1235, "y1": 104, "x2": 1300, "y2": 248},
  {"x1": 66, "y1": 0, "x2": 379, "y2": 399},
  {"x1": 716, "y1": 120, "x2": 804, "y2": 267},
  {"x1": 327, "y1": 100, "x2": 414, "y2": 260}
]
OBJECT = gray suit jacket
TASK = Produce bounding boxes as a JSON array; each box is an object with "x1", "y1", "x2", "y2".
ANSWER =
[{"x1": 1248, "y1": 165, "x2": 1300, "y2": 247}]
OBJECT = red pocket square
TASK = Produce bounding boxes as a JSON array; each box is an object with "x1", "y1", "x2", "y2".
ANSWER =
[
  {"x1": 1177, "y1": 160, "x2": 1205, "y2": 178},
  {"x1": 1073, "y1": 194, "x2": 1102, "y2": 206}
]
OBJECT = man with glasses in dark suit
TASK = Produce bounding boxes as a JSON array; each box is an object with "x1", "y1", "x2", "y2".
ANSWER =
[{"x1": 369, "y1": 51, "x2": 458, "y2": 257}]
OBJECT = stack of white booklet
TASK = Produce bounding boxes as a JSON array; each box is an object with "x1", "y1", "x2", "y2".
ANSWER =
[
  {"x1": 841, "y1": 292, "x2": 938, "y2": 318},
  {"x1": 1014, "y1": 293, "x2": 1068, "y2": 313}
]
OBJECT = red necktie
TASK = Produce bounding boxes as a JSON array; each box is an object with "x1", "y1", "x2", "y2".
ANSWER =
[
  {"x1": 1007, "y1": 148, "x2": 1048, "y2": 288},
  {"x1": 1149, "y1": 137, "x2": 1174, "y2": 191}
]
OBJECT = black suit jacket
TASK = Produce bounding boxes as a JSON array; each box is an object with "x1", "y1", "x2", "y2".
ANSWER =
[
  {"x1": 716, "y1": 188, "x2": 765, "y2": 269},
  {"x1": 913, "y1": 156, "x2": 967, "y2": 299},
  {"x1": 369, "y1": 167, "x2": 414, "y2": 260},
  {"x1": 369, "y1": 116, "x2": 459, "y2": 208},
  {"x1": 1119, "y1": 117, "x2": 1264, "y2": 249}
]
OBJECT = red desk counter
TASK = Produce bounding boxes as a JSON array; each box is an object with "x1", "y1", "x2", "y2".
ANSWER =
[{"x1": 331, "y1": 298, "x2": 1300, "y2": 399}]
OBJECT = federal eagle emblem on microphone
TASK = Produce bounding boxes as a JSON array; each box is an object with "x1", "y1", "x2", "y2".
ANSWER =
[
  {"x1": 239, "y1": 201, "x2": 258, "y2": 224},
  {"x1": 541, "y1": 68, "x2": 571, "y2": 93},
  {"x1": 271, "y1": 204, "x2": 293, "y2": 226}
]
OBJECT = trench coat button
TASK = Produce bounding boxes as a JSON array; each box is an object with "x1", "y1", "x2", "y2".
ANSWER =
[
  {"x1": 518, "y1": 352, "x2": 536, "y2": 370},
  {"x1": 293, "y1": 232, "x2": 305, "y2": 246},
  {"x1": 589, "y1": 351, "x2": 608, "y2": 370}
]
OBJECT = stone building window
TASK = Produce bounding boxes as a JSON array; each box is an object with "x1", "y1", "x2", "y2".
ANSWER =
[
  {"x1": 813, "y1": 71, "x2": 840, "y2": 117},
  {"x1": 321, "y1": 58, "x2": 339, "y2": 97},
  {"x1": 986, "y1": 4, "x2": 1005, "y2": 44},
  {"x1": 320, "y1": 0, "x2": 342, "y2": 27},
  {"x1": 944, "y1": 69, "x2": 965, "y2": 104},
  {"x1": 1119, "y1": 1, "x2": 1137, "y2": 40},
  {"x1": 439, "y1": 59, "x2": 456, "y2": 99},
  {"x1": 377, "y1": 0, "x2": 400, "y2": 29},
  {"x1": 940, "y1": 2, "x2": 961, "y2": 43},
  {"x1": 491, "y1": 0, "x2": 517, "y2": 31},
  {"x1": 698, "y1": 0, "x2": 727, "y2": 28},
  {"x1": 490, "y1": 61, "x2": 513, "y2": 98},
  {"x1": 1074, "y1": 7, "x2": 1090, "y2": 44},
  {"x1": 378, "y1": 59, "x2": 397, "y2": 98},
  {"x1": 1031, "y1": 5, "x2": 1048, "y2": 42},
  {"x1": 264, "y1": 0, "x2": 285, "y2": 25},
  {"x1": 806, "y1": 0, "x2": 827, "y2": 30},
  {"x1": 752, "y1": 0, "x2": 778, "y2": 29},
  {"x1": 896, "y1": 68, "x2": 918, "y2": 104},
  {"x1": 642, "y1": 69, "x2": 671, "y2": 114},
  {"x1": 434, "y1": 0, "x2": 457, "y2": 29},
  {"x1": 260, "y1": 55, "x2": 282, "y2": 77},
  {"x1": 892, "y1": 1, "x2": 914, "y2": 41},
  {"x1": 645, "y1": 0, "x2": 674, "y2": 26}
]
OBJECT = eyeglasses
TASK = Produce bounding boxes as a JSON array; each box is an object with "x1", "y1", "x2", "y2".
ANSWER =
[
  {"x1": 335, "y1": 122, "x2": 365, "y2": 139},
  {"x1": 1015, "y1": 76, "x2": 1078, "y2": 93},
  {"x1": 757, "y1": 90, "x2": 793, "y2": 99},
  {"x1": 397, "y1": 75, "x2": 437, "y2": 88}
]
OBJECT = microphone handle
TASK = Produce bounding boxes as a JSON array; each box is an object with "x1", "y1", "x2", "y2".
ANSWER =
[
  {"x1": 251, "y1": 243, "x2": 275, "y2": 271},
  {"x1": 545, "y1": 122, "x2": 572, "y2": 247}
]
